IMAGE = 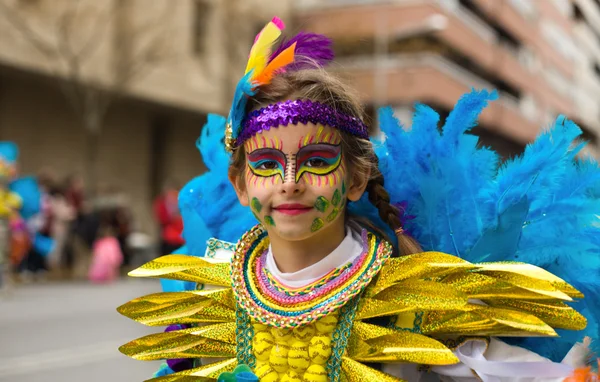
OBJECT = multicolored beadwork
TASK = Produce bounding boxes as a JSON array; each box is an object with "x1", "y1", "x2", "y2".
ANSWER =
[{"x1": 230, "y1": 225, "x2": 393, "y2": 328}]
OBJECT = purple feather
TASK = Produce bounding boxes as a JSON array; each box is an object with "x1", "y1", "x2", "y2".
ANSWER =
[{"x1": 269, "y1": 32, "x2": 334, "y2": 70}]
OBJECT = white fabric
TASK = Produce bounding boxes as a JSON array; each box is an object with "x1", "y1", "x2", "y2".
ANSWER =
[
  {"x1": 383, "y1": 338, "x2": 586, "y2": 382},
  {"x1": 265, "y1": 229, "x2": 363, "y2": 287}
]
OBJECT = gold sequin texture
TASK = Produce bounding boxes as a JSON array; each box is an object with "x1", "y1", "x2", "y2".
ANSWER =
[
  {"x1": 347, "y1": 322, "x2": 458, "y2": 365},
  {"x1": 484, "y1": 299, "x2": 587, "y2": 331},
  {"x1": 366, "y1": 252, "x2": 475, "y2": 296},
  {"x1": 147, "y1": 358, "x2": 238, "y2": 381},
  {"x1": 117, "y1": 290, "x2": 236, "y2": 326},
  {"x1": 340, "y1": 357, "x2": 406, "y2": 382},
  {"x1": 129, "y1": 254, "x2": 231, "y2": 286},
  {"x1": 421, "y1": 305, "x2": 557, "y2": 337},
  {"x1": 119, "y1": 324, "x2": 237, "y2": 360}
]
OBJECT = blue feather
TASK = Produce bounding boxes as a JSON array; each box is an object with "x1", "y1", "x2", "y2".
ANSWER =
[{"x1": 377, "y1": 89, "x2": 600, "y2": 361}]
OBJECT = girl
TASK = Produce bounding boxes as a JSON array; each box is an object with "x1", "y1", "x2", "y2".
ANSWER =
[
  {"x1": 88, "y1": 223, "x2": 123, "y2": 283},
  {"x1": 119, "y1": 18, "x2": 599, "y2": 381}
]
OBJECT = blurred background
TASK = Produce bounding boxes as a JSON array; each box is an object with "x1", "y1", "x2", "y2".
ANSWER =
[{"x1": 0, "y1": 0, "x2": 599, "y2": 381}]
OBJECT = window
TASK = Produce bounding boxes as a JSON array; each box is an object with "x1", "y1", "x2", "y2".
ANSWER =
[{"x1": 192, "y1": 0, "x2": 211, "y2": 55}]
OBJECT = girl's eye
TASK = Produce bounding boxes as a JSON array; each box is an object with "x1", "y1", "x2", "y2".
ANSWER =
[
  {"x1": 257, "y1": 161, "x2": 278, "y2": 170},
  {"x1": 306, "y1": 158, "x2": 328, "y2": 168}
]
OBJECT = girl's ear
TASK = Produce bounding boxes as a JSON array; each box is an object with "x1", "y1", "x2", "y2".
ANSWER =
[
  {"x1": 346, "y1": 167, "x2": 371, "y2": 202},
  {"x1": 229, "y1": 171, "x2": 249, "y2": 206}
]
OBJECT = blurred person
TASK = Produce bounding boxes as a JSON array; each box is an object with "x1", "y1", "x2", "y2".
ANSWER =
[
  {"x1": 153, "y1": 179, "x2": 184, "y2": 257},
  {"x1": 64, "y1": 174, "x2": 86, "y2": 219},
  {"x1": 19, "y1": 169, "x2": 56, "y2": 282},
  {"x1": 88, "y1": 223, "x2": 123, "y2": 283},
  {"x1": 0, "y1": 145, "x2": 22, "y2": 295},
  {"x1": 46, "y1": 187, "x2": 76, "y2": 274}
]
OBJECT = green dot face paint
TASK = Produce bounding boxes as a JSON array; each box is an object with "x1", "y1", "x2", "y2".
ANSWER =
[
  {"x1": 264, "y1": 216, "x2": 275, "y2": 226},
  {"x1": 311, "y1": 218, "x2": 324, "y2": 232},
  {"x1": 251, "y1": 197, "x2": 263, "y2": 214},
  {"x1": 314, "y1": 196, "x2": 330, "y2": 212}
]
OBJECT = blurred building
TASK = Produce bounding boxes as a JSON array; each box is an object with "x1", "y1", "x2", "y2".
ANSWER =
[
  {"x1": 0, "y1": 0, "x2": 291, "y2": 234},
  {"x1": 296, "y1": 0, "x2": 600, "y2": 158}
]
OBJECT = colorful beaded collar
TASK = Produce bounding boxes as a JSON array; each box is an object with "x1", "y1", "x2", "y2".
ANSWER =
[{"x1": 230, "y1": 225, "x2": 393, "y2": 328}]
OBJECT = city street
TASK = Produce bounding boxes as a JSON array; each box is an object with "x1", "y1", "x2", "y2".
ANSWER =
[{"x1": 0, "y1": 279, "x2": 161, "y2": 382}]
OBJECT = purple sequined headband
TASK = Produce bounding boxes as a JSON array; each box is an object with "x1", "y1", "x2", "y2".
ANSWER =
[{"x1": 235, "y1": 99, "x2": 369, "y2": 147}]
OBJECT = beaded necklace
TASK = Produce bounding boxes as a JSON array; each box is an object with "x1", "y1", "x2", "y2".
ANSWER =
[{"x1": 230, "y1": 225, "x2": 393, "y2": 328}]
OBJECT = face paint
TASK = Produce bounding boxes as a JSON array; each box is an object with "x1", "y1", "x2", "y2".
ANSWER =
[
  {"x1": 311, "y1": 218, "x2": 324, "y2": 232},
  {"x1": 251, "y1": 197, "x2": 263, "y2": 214},
  {"x1": 247, "y1": 148, "x2": 287, "y2": 184},
  {"x1": 314, "y1": 196, "x2": 330, "y2": 212},
  {"x1": 245, "y1": 135, "x2": 283, "y2": 152},
  {"x1": 295, "y1": 144, "x2": 342, "y2": 184},
  {"x1": 311, "y1": 181, "x2": 346, "y2": 228},
  {"x1": 239, "y1": 122, "x2": 354, "y2": 243},
  {"x1": 297, "y1": 126, "x2": 342, "y2": 148}
]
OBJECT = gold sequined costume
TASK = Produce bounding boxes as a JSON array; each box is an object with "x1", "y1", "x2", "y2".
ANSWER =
[{"x1": 118, "y1": 225, "x2": 586, "y2": 382}]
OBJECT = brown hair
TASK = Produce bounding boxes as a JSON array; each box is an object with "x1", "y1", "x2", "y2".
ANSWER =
[{"x1": 228, "y1": 69, "x2": 421, "y2": 256}]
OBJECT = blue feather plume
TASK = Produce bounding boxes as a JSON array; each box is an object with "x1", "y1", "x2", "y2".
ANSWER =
[{"x1": 372, "y1": 89, "x2": 600, "y2": 361}]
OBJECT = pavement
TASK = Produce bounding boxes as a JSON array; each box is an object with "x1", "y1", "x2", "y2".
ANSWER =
[{"x1": 0, "y1": 278, "x2": 162, "y2": 382}]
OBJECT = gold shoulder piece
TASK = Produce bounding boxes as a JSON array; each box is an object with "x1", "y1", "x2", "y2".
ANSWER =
[
  {"x1": 341, "y1": 356, "x2": 406, "y2": 382},
  {"x1": 422, "y1": 304, "x2": 557, "y2": 337},
  {"x1": 347, "y1": 322, "x2": 458, "y2": 365},
  {"x1": 128, "y1": 254, "x2": 231, "y2": 287},
  {"x1": 117, "y1": 289, "x2": 236, "y2": 326},
  {"x1": 484, "y1": 299, "x2": 587, "y2": 331},
  {"x1": 356, "y1": 280, "x2": 468, "y2": 320},
  {"x1": 148, "y1": 358, "x2": 238, "y2": 382},
  {"x1": 474, "y1": 262, "x2": 582, "y2": 299},
  {"x1": 367, "y1": 252, "x2": 475, "y2": 296},
  {"x1": 119, "y1": 323, "x2": 237, "y2": 361}
]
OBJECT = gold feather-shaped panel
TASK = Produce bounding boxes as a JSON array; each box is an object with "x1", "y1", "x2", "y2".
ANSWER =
[
  {"x1": 120, "y1": 323, "x2": 237, "y2": 360},
  {"x1": 421, "y1": 305, "x2": 557, "y2": 337},
  {"x1": 147, "y1": 358, "x2": 238, "y2": 382},
  {"x1": 117, "y1": 289, "x2": 236, "y2": 326},
  {"x1": 347, "y1": 322, "x2": 459, "y2": 365},
  {"x1": 483, "y1": 299, "x2": 587, "y2": 331},
  {"x1": 129, "y1": 254, "x2": 231, "y2": 286},
  {"x1": 474, "y1": 262, "x2": 582, "y2": 299},
  {"x1": 340, "y1": 357, "x2": 406, "y2": 382},
  {"x1": 356, "y1": 280, "x2": 468, "y2": 320},
  {"x1": 367, "y1": 252, "x2": 476, "y2": 296}
]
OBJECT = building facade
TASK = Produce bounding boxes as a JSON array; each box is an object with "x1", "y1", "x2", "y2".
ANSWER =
[
  {"x1": 0, "y1": 0, "x2": 291, "y2": 234},
  {"x1": 296, "y1": 0, "x2": 600, "y2": 158}
]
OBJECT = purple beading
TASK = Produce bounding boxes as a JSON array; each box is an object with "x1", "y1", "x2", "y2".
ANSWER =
[{"x1": 236, "y1": 99, "x2": 369, "y2": 147}]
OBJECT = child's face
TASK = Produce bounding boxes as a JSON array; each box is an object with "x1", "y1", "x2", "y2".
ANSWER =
[{"x1": 231, "y1": 122, "x2": 366, "y2": 242}]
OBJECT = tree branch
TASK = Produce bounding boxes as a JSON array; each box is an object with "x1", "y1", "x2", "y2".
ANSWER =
[{"x1": 0, "y1": 0, "x2": 58, "y2": 58}]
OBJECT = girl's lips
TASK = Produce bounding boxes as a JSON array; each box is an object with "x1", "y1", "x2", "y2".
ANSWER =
[{"x1": 273, "y1": 204, "x2": 313, "y2": 216}]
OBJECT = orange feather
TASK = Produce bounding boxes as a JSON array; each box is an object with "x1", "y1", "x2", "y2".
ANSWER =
[{"x1": 253, "y1": 42, "x2": 296, "y2": 86}]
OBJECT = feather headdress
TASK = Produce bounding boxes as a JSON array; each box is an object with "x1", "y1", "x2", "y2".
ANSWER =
[{"x1": 224, "y1": 18, "x2": 333, "y2": 152}]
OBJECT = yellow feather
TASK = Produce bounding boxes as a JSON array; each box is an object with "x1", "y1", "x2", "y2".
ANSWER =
[{"x1": 245, "y1": 22, "x2": 282, "y2": 77}]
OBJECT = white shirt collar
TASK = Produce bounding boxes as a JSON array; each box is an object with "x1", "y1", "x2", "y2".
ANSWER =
[{"x1": 265, "y1": 228, "x2": 364, "y2": 288}]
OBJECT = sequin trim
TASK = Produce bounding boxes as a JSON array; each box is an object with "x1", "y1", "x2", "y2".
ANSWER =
[{"x1": 236, "y1": 99, "x2": 369, "y2": 147}]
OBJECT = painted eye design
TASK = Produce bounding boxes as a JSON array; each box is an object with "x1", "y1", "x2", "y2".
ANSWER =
[
  {"x1": 256, "y1": 160, "x2": 279, "y2": 170},
  {"x1": 305, "y1": 158, "x2": 329, "y2": 168}
]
